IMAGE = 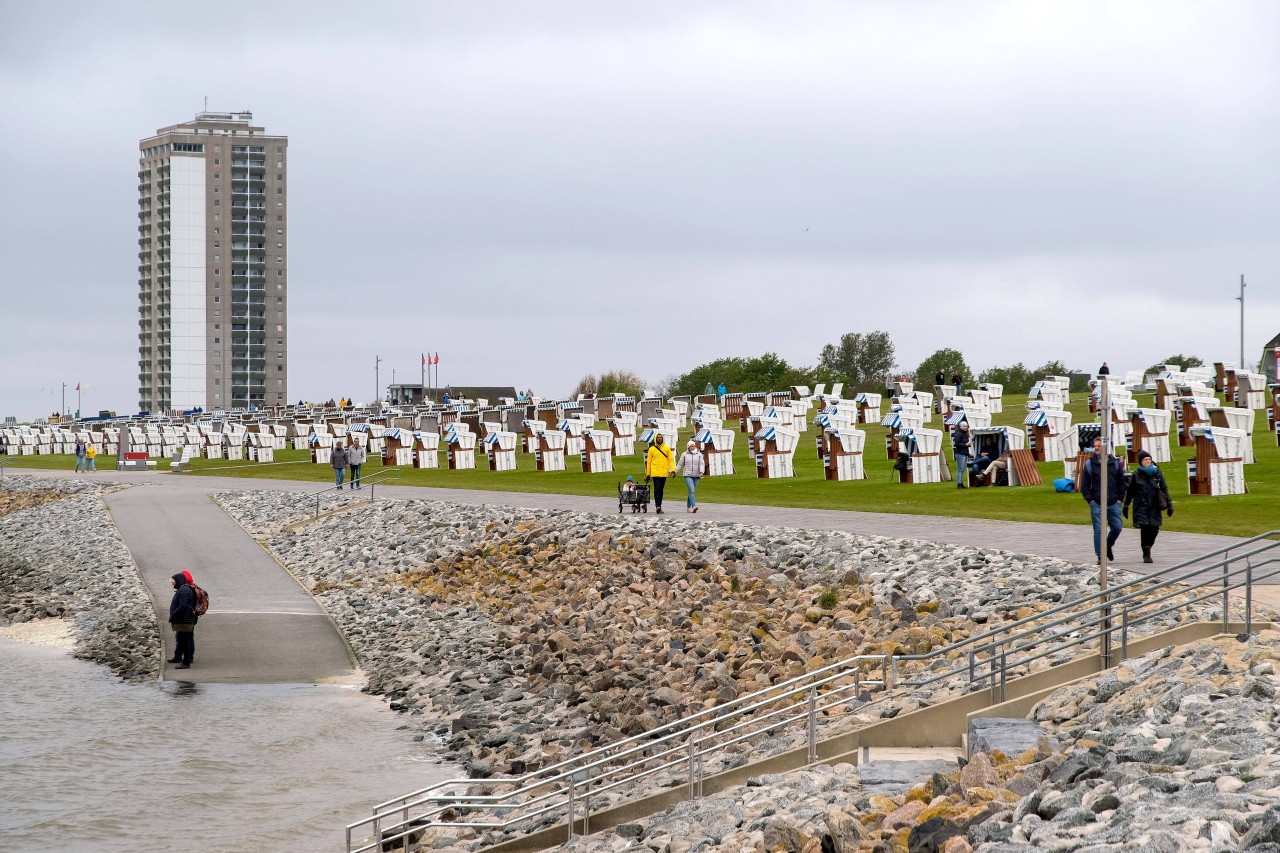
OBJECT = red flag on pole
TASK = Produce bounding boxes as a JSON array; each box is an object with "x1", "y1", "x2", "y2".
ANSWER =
[
  {"x1": 421, "y1": 353, "x2": 426, "y2": 367},
  {"x1": 433, "y1": 353, "x2": 439, "y2": 365},
  {"x1": 75, "y1": 383, "x2": 80, "y2": 391}
]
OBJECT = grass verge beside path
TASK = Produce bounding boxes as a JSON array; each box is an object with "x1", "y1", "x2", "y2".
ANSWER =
[{"x1": 7, "y1": 392, "x2": 1277, "y2": 537}]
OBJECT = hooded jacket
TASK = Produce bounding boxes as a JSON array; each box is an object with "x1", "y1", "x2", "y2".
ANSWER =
[
  {"x1": 645, "y1": 440, "x2": 676, "y2": 478},
  {"x1": 1124, "y1": 464, "x2": 1171, "y2": 528},
  {"x1": 169, "y1": 574, "x2": 197, "y2": 624},
  {"x1": 1080, "y1": 453, "x2": 1127, "y2": 505}
]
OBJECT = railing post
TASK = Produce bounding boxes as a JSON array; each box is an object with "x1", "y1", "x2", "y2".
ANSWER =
[
  {"x1": 1121, "y1": 606, "x2": 1129, "y2": 660},
  {"x1": 566, "y1": 778, "x2": 575, "y2": 841},
  {"x1": 1223, "y1": 555, "x2": 1230, "y2": 632},
  {"x1": 999, "y1": 646, "x2": 1007, "y2": 703},
  {"x1": 687, "y1": 736, "x2": 698, "y2": 799},
  {"x1": 1246, "y1": 561, "x2": 1253, "y2": 635},
  {"x1": 968, "y1": 650, "x2": 975, "y2": 689},
  {"x1": 806, "y1": 686, "x2": 818, "y2": 764}
]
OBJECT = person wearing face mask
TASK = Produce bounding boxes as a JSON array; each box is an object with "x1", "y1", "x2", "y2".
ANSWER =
[{"x1": 1123, "y1": 449, "x2": 1173, "y2": 564}]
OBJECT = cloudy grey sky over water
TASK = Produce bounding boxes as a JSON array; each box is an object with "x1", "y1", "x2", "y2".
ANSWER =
[{"x1": 2, "y1": 1, "x2": 1277, "y2": 418}]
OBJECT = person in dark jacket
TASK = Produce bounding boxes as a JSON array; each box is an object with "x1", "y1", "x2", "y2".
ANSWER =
[
  {"x1": 1098, "y1": 362, "x2": 1110, "y2": 376},
  {"x1": 168, "y1": 573, "x2": 197, "y2": 669},
  {"x1": 951, "y1": 371, "x2": 964, "y2": 395},
  {"x1": 1123, "y1": 450, "x2": 1173, "y2": 563},
  {"x1": 951, "y1": 420, "x2": 970, "y2": 489},
  {"x1": 331, "y1": 443, "x2": 349, "y2": 489},
  {"x1": 934, "y1": 369, "x2": 947, "y2": 388},
  {"x1": 1080, "y1": 437, "x2": 1127, "y2": 562}
]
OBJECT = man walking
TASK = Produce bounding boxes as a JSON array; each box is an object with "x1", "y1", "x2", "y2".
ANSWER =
[
  {"x1": 74, "y1": 439, "x2": 86, "y2": 473},
  {"x1": 1080, "y1": 437, "x2": 1126, "y2": 562},
  {"x1": 951, "y1": 420, "x2": 971, "y2": 489},
  {"x1": 348, "y1": 440, "x2": 366, "y2": 489},
  {"x1": 168, "y1": 573, "x2": 198, "y2": 669}
]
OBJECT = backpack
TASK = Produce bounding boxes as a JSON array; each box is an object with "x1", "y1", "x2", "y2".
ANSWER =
[{"x1": 191, "y1": 584, "x2": 210, "y2": 617}]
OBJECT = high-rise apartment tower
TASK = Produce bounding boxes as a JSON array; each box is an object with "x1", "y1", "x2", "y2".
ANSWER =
[{"x1": 137, "y1": 111, "x2": 288, "y2": 412}]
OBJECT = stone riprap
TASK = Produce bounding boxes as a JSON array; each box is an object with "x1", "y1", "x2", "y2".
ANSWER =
[
  {"x1": 213, "y1": 490, "x2": 1229, "y2": 850},
  {"x1": 0, "y1": 476, "x2": 159, "y2": 681},
  {"x1": 545, "y1": 632, "x2": 1280, "y2": 853}
]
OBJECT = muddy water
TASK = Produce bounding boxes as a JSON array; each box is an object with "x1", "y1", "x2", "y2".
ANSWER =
[{"x1": 0, "y1": 640, "x2": 455, "y2": 852}]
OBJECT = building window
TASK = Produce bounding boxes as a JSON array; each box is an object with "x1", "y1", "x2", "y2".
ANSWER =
[
  {"x1": 214, "y1": 146, "x2": 220, "y2": 152},
  {"x1": 276, "y1": 215, "x2": 282, "y2": 221},
  {"x1": 276, "y1": 188, "x2": 282, "y2": 195},
  {"x1": 213, "y1": 296, "x2": 220, "y2": 303},
  {"x1": 276, "y1": 311, "x2": 283, "y2": 319},
  {"x1": 275, "y1": 256, "x2": 282, "y2": 263},
  {"x1": 277, "y1": 352, "x2": 283, "y2": 358},
  {"x1": 214, "y1": 310, "x2": 220, "y2": 317},
  {"x1": 213, "y1": 173, "x2": 219, "y2": 180},
  {"x1": 276, "y1": 270, "x2": 282, "y2": 277},
  {"x1": 214, "y1": 337, "x2": 220, "y2": 343},
  {"x1": 213, "y1": 255, "x2": 220, "y2": 262},
  {"x1": 213, "y1": 241, "x2": 220, "y2": 248},
  {"x1": 214, "y1": 269, "x2": 219, "y2": 275},
  {"x1": 213, "y1": 187, "x2": 219, "y2": 193},
  {"x1": 277, "y1": 365, "x2": 283, "y2": 372},
  {"x1": 276, "y1": 242, "x2": 282, "y2": 249},
  {"x1": 277, "y1": 338, "x2": 283, "y2": 344},
  {"x1": 277, "y1": 379, "x2": 284, "y2": 386},
  {"x1": 276, "y1": 147, "x2": 282, "y2": 153},
  {"x1": 276, "y1": 161, "x2": 282, "y2": 168},
  {"x1": 215, "y1": 379, "x2": 220, "y2": 385},
  {"x1": 215, "y1": 325, "x2": 220, "y2": 330},
  {"x1": 214, "y1": 158, "x2": 219, "y2": 165},
  {"x1": 213, "y1": 200, "x2": 220, "y2": 207},
  {"x1": 276, "y1": 297, "x2": 282, "y2": 304},
  {"x1": 276, "y1": 202, "x2": 283, "y2": 209}
]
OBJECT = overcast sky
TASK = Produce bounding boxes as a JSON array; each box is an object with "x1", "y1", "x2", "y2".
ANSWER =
[{"x1": 2, "y1": 1, "x2": 1277, "y2": 418}]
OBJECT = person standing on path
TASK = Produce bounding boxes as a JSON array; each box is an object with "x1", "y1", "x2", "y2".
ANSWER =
[
  {"x1": 85, "y1": 442, "x2": 97, "y2": 472},
  {"x1": 1080, "y1": 437, "x2": 1126, "y2": 563},
  {"x1": 1124, "y1": 450, "x2": 1173, "y2": 564},
  {"x1": 168, "y1": 573, "x2": 197, "y2": 669},
  {"x1": 331, "y1": 443, "x2": 349, "y2": 489},
  {"x1": 74, "y1": 439, "x2": 86, "y2": 473},
  {"x1": 951, "y1": 371, "x2": 964, "y2": 396},
  {"x1": 676, "y1": 439, "x2": 705, "y2": 513},
  {"x1": 347, "y1": 441, "x2": 366, "y2": 490},
  {"x1": 645, "y1": 434, "x2": 676, "y2": 514},
  {"x1": 951, "y1": 420, "x2": 971, "y2": 489}
]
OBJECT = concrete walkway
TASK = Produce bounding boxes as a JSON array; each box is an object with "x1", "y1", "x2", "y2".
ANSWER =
[{"x1": 102, "y1": 483, "x2": 355, "y2": 684}]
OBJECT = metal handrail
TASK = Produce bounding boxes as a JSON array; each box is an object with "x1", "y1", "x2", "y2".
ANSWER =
[
  {"x1": 301, "y1": 467, "x2": 400, "y2": 518},
  {"x1": 346, "y1": 531, "x2": 1280, "y2": 852}
]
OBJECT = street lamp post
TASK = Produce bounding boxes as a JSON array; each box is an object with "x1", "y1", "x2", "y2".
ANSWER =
[{"x1": 1237, "y1": 275, "x2": 1246, "y2": 370}]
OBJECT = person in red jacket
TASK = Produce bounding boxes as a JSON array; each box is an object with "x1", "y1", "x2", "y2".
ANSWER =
[{"x1": 168, "y1": 573, "x2": 198, "y2": 669}]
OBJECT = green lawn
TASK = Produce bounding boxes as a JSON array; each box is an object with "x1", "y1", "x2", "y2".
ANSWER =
[{"x1": 6, "y1": 392, "x2": 1277, "y2": 537}]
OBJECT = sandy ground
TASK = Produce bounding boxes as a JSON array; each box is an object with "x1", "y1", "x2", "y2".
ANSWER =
[{"x1": 0, "y1": 617, "x2": 75, "y2": 650}]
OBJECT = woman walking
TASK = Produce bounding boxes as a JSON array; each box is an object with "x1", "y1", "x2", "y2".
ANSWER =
[
  {"x1": 676, "y1": 439, "x2": 705, "y2": 513},
  {"x1": 1123, "y1": 450, "x2": 1173, "y2": 563}
]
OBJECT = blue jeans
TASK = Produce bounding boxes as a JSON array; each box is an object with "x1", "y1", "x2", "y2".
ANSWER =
[
  {"x1": 1089, "y1": 501, "x2": 1123, "y2": 556},
  {"x1": 684, "y1": 476, "x2": 699, "y2": 507},
  {"x1": 87, "y1": 457, "x2": 95, "y2": 471},
  {"x1": 954, "y1": 454, "x2": 969, "y2": 484},
  {"x1": 75, "y1": 453, "x2": 85, "y2": 472},
  {"x1": 334, "y1": 467, "x2": 345, "y2": 487},
  {"x1": 349, "y1": 464, "x2": 362, "y2": 488}
]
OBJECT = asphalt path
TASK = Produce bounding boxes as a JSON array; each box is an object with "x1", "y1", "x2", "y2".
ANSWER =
[{"x1": 102, "y1": 482, "x2": 355, "y2": 684}]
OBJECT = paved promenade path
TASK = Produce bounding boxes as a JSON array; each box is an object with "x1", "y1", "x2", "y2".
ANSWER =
[
  {"x1": 102, "y1": 480, "x2": 356, "y2": 684},
  {"x1": 16, "y1": 467, "x2": 1277, "y2": 683}
]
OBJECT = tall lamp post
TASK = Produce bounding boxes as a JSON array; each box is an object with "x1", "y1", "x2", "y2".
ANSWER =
[
  {"x1": 375, "y1": 355, "x2": 382, "y2": 407},
  {"x1": 1237, "y1": 275, "x2": 1246, "y2": 369},
  {"x1": 1098, "y1": 377, "x2": 1112, "y2": 668}
]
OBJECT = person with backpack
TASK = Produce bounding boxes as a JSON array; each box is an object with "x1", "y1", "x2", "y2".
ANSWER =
[
  {"x1": 168, "y1": 573, "x2": 199, "y2": 669},
  {"x1": 644, "y1": 433, "x2": 677, "y2": 514},
  {"x1": 1080, "y1": 437, "x2": 1127, "y2": 563},
  {"x1": 1123, "y1": 450, "x2": 1173, "y2": 564}
]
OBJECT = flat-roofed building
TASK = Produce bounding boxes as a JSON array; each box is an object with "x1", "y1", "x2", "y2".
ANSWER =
[{"x1": 137, "y1": 111, "x2": 288, "y2": 412}]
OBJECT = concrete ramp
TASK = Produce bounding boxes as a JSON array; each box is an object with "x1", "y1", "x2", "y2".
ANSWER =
[{"x1": 105, "y1": 486, "x2": 355, "y2": 684}]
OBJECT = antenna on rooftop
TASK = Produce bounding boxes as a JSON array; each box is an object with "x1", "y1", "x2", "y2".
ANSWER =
[{"x1": 203, "y1": 95, "x2": 208, "y2": 112}]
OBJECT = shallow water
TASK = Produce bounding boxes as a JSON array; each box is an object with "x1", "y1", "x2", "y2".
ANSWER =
[{"x1": 0, "y1": 640, "x2": 455, "y2": 853}]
